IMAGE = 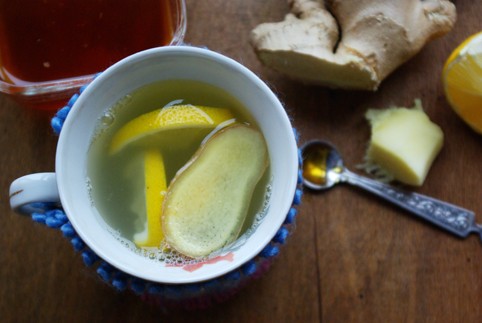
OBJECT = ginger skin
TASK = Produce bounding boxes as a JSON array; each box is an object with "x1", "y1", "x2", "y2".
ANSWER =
[{"x1": 250, "y1": 0, "x2": 456, "y2": 90}]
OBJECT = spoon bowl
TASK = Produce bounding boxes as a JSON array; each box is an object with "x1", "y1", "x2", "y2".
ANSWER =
[
  {"x1": 300, "y1": 139, "x2": 482, "y2": 242},
  {"x1": 301, "y1": 140, "x2": 343, "y2": 190}
]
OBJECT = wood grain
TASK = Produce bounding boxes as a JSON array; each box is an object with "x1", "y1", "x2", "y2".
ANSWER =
[{"x1": 1, "y1": 1, "x2": 481, "y2": 322}]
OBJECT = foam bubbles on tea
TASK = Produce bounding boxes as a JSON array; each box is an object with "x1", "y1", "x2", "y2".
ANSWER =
[
  {"x1": 87, "y1": 79, "x2": 271, "y2": 263},
  {"x1": 100, "y1": 112, "x2": 115, "y2": 127}
]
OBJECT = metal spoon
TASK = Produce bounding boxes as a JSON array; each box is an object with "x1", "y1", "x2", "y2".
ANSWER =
[{"x1": 301, "y1": 140, "x2": 482, "y2": 241}]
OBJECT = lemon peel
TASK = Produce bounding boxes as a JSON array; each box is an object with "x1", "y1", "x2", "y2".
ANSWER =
[
  {"x1": 133, "y1": 148, "x2": 168, "y2": 248},
  {"x1": 443, "y1": 31, "x2": 482, "y2": 134},
  {"x1": 110, "y1": 105, "x2": 235, "y2": 154}
]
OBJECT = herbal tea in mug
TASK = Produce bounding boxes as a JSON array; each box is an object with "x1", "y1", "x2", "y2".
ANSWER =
[
  {"x1": 87, "y1": 80, "x2": 271, "y2": 263},
  {"x1": 9, "y1": 47, "x2": 298, "y2": 284}
]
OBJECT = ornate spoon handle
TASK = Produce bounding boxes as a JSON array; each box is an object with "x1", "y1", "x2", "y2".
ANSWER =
[{"x1": 340, "y1": 169, "x2": 481, "y2": 240}]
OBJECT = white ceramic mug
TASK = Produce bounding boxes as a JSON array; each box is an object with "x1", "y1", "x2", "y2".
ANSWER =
[{"x1": 9, "y1": 46, "x2": 298, "y2": 284}]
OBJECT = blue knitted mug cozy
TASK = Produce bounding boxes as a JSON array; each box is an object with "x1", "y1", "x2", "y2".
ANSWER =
[{"x1": 34, "y1": 82, "x2": 304, "y2": 310}]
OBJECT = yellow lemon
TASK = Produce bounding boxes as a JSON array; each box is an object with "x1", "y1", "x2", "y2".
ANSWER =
[
  {"x1": 133, "y1": 149, "x2": 167, "y2": 248},
  {"x1": 110, "y1": 104, "x2": 235, "y2": 154},
  {"x1": 443, "y1": 32, "x2": 482, "y2": 134}
]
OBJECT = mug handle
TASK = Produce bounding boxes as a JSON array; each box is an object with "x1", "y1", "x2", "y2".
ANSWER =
[{"x1": 9, "y1": 173, "x2": 60, "y2": 214}]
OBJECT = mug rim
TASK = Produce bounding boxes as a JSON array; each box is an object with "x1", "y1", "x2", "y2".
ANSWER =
[{"x1": 56, "y1": 46, "x2": 299, "y2": 284}]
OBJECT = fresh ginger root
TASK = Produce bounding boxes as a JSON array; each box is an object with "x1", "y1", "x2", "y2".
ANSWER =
[{"x1": 250, "y1": 0, "x2": 456, "y2": 90}]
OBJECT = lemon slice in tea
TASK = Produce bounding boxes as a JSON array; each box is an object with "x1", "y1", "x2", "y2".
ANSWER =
[
  {"x1": 443, "y1": 32, "x2": 482, "y2": 134},
  {"x1": 110, "y1": 105, "x2": 235, "y2": 154},
  {"x1": 133, "y1": 148, "x2": 168, "y2": 248}
]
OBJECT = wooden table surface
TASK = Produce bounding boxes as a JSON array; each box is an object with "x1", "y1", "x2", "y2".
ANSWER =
[{"x1": 1, "y1": 1, "x2": 481, "y2": 322}]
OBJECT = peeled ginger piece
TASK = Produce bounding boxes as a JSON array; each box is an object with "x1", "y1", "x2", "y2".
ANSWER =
[
  {"x1": 364, "y1": 100, "x2": 444, "y2": 186},
  {"x1": 162, "y1": 124, "x2": 268, "y2": 258}
]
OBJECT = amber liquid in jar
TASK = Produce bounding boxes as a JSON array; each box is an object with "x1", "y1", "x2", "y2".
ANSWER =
[{"x1": 0, "y1": 0, "x2": 174, "y2": 85}]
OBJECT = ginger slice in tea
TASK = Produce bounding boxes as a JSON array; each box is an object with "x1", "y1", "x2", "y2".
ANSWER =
[{"x1": 162, "y1": 124, "x2": 269, "y2": 258}]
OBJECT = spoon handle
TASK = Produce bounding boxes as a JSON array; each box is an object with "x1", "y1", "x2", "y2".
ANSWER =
[{"x1": 341, "y1": 169, "x2": 480, "y2": 240}]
